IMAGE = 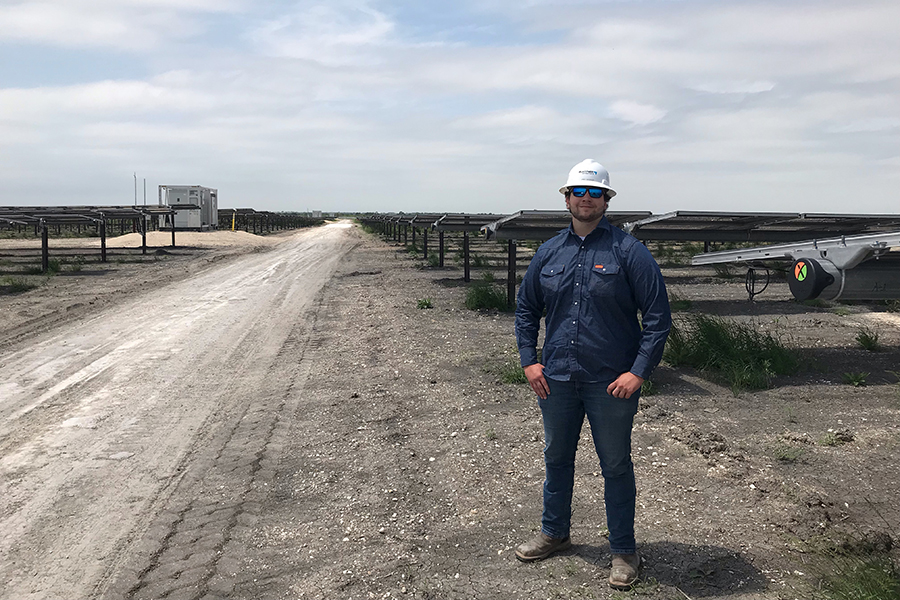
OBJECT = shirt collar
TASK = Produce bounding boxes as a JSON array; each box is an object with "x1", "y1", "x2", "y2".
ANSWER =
[{"x1": 566, "y1": 216, "x2": 611, "y2": 240}]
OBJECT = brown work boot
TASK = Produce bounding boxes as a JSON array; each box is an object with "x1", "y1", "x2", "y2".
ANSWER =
[
  {"x1": 515, "y1": 532, "x2": 572, "y2": 562},
  {"x1": 608, "y1": 552, "x2": 641, "y2": 589}
]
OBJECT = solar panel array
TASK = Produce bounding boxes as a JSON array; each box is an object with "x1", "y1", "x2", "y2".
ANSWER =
[
  {"x1": 361, "y1": 210, "x2": 900, "y2": 307},
  {"x1": 362, "y1": 210, "x2": 900, "y2": 243},
  {"x1": 625, "y1": 211, "x2": 900, "y2": 242}
]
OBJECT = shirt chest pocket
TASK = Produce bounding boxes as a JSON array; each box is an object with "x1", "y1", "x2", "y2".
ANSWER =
[
  {"x1": 588, "y1": 263, "x2": 621, "y2": 296},
  {"x1": 540, "y1": 263, "x2": 566, "y2": 294}
]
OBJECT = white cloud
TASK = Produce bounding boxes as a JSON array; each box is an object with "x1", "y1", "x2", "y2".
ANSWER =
[
  {"x1": 609, "y1": 101, "x2": 666, "y2": 126},
  {"x1": 453, "y1": 106, "x2": 574, "y2": 131},
  {"x1": 247, "y1": 3, "x2": 396, "y2": 66},
  {"x1": 0, "y1": 79, "x2": 215, "y2": 120},
  {"x1": 690, "y1": 80, "x2": 776, "y2": 95},
  {"x1": 0, "y1": 0, "x2": 244, "y2": 49},
  {"x1": 0, "y1": 1, "x2": 897, "y2": 214}
]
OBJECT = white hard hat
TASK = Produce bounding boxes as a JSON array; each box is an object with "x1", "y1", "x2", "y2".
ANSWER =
[{"x1": 559, "y1": 159, "x2": 617, "y2": 198}]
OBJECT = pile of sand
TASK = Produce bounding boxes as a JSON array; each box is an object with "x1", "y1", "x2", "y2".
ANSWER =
[
  {"x1": 101, "y1": 230, "x2": 284, "y2": 248},
  {"x1": 0, "y1": 230, "x2": 284, "y2": 249}
]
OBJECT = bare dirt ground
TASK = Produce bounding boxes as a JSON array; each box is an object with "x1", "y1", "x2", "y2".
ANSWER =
[
  {"x1": 0, "y1": 230, "x2": 284, "y2": 349},
  {"x1": 1, "y1": 222, "x2": 898, "y2": 600}
]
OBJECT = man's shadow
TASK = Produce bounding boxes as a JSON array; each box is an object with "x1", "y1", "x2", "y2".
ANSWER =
[{"x1": 569, "y1": 540, "x2": 768, "y2": 596}]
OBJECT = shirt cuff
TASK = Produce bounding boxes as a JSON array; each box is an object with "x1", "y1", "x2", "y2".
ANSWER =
[
  {"x1": 630, "y1": 356, "x2": 653, "y2": 380},
  {"x1": 519, "y1": 347, "x2": 538, "y2": 368}
]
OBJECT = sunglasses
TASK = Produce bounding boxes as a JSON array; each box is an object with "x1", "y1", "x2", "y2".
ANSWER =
[{"x1": 570, "y1": 187, "x2": 605, "y2": 199}]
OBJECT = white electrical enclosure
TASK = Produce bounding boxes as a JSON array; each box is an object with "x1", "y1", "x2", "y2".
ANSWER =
[{"x1": 158, "y1": 185, "x2": 218, "y2": 230}]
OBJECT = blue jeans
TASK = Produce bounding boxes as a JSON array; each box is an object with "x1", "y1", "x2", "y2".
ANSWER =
[{"x1": 538, "y1": 377, "x2": 639, "y2": 554}]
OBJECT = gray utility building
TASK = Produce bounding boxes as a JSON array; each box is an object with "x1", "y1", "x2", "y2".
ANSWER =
[{"x1": 158, "y1": 185, "x2": 218, "y2": 230}]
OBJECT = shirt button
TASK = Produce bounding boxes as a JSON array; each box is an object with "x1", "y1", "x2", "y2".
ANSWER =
[
  {"x1": 575, "y1": 283, "x2": 579, "y2": 286},
  {"x1": 572, "y1": 320, "x2": 576, "y2": 324},
  {"x1": 570, "y1": 341, "x2": 574, "y2": 344},
  {"x1": 574, "y1": 301, "x2": 578, "y2": 305}
]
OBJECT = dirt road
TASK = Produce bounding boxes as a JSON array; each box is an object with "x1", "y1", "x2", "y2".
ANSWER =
[
  {"x1": 2, "y1": 222, "x2": 898, "y2": 600},
  {"x1": 0, "y1": 223, "x2": 356, "y2": 600}
]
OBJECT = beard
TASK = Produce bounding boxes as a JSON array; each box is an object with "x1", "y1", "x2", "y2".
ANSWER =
[{"x1": 568, "y1": 202, "x2": 606, "y2": 223}]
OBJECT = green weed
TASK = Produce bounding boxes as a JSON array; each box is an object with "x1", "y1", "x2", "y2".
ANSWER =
[
  {"x1": 773, "y1": 443, "x2": 805, "y2": 463},
  {"x1": 46, "y1": 258, "x2": 61, "y2": 274},
  {"x1": 663, "y1": 315, "x2": 799, "y2": 394},
  {"x1": 485, "y1": 427, "x2": 497, "y2": 441},
  {"x1": 427, "y1": 254, "x2": 440, "y2": 267},
  {"x1": 818, "y1": 553, "x2": 900, "y2": 600},
  {"x1": 356, "y1": 222, "x2": 378, "y2": 236},
  {"x1": 819, "y1": 429, "x2": 853, "y2": 447},
  {"x1": 640, "y1": 379, "x2": 656, "y2": 396},
  {"x1": 465, "y1": 283, "x2": 510, "y2": 311},
  {"x1": 417, "y1": 298, "x2": 433, "y2": 309},
  {"x1": 611, "y1": 575, "x2": 659, "y2": 596},
  {"x1": 480, "y1": 271, "x2": 495, "y2": 283},
  {"x1": 833, "y1": 306, "x2": 851, "y2": 317},
  {"x1": 713, "y1": 263, "x2": 736, "y2": 279},
  {"x1": 668, "y1": 291, "x2": 692, "y2": 312},
  {"x1": 784, "y1": 405, "x2": 798, "y2": 424},
  {"x1": 68, "y1": 255, "x2": 86, "y2": 272},
  {"x1": 842, "y1": 372, "x2": 869, "y2": 387},
  {"x1": 855, "y1": 327, "x2": 882, "y2": 352},
  {"x1": 801, "y1": 298, "x2": 831, "y2": 308},
  {"x1": 0, "y1": 276, "x2": 37, "y2": 293},
  {"x1": 499, "y1": 358, "x2": 527, "y2": 384}
]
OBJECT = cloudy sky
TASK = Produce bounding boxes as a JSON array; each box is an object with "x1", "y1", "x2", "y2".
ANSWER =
[{"x1": 1, "y1": 0, "x2": 897, "y2": 215}]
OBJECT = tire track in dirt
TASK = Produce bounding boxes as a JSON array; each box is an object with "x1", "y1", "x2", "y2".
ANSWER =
[{"x1": 0, "y1": 224, "x2": 356, "y2": 600}]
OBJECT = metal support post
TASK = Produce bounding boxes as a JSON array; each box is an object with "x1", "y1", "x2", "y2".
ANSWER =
[
  {"x1": 463, "y1": 231, "x2": 470, "y2": 282},
  {"x1": 439, "y1": 231, "x2": 445, "y2": 267},
  {"x1": 507, "y1": 239, "x2": 517, "y2": 309},
  {"x1": 41, "y1": 220, "x2": 49, "y2": 273},
  {"x1": 423, "y1": 229, "x2": 428, "y2": 260},
  {"x1": 403, "y1": 224, "x2": 408, "y2": 245},
  {"x1": 100, "y1": 219, "x2": 107, "y2": 263},
  {"x1": 412, "y1": 225, "x2": 416, "y2": 248},
  {"x1": 141, "y1": 216, "x2": 147, "y2": 255}
]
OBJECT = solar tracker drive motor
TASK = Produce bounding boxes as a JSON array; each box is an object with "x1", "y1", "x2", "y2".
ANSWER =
[
  {"x1": 692, "y1": 230, "x2": 900, "y2": 301},
  {"x1": 788, "y1": 254, "x2": 900, "y2": 301}
]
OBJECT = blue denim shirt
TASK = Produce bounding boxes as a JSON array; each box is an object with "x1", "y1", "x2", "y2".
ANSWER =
[{"x1": 515, "y1": 217, "x2": 671, "y2": 382}]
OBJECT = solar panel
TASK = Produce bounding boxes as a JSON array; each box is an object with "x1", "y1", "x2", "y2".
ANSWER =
[
  {"x1": 433, "y1": 213, "x2": 508, "y2": 232},
  {"x1": 482, "y1": 210, "x2": 652, "y2": 240},
  {"x1": 627, "y1": 211, "x2": 900, "y2": 242}
]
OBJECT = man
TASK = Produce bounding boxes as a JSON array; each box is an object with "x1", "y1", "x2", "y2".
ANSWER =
[{"x1": 514, "y1": 159, "x2": 671, "y2": 589}]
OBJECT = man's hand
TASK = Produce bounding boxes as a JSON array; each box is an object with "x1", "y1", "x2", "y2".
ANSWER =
[
  {"x1": 607, "y1": 372, "x2": 644, "y2": 399},
  {"x1": 524, "y1": 363, "x2": 550, "y2": 400}
]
